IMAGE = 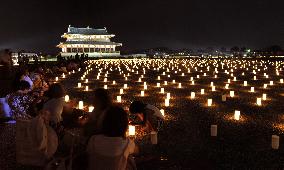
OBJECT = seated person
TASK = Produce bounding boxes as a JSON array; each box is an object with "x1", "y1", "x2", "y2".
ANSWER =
[
  {"x1": 43, "y1": 83, "x2": 65, "y2": 126},
  {"x1": 6, "y1": 80, "x2": 35, "y2": 120},
  {"x1": 129, "y1": 101, "x2": 165, "y2": 133},
  {"x1": 83, "y1": 88, "x2": 112, "y2": 137},
  {"x1": 87, "y1": 106, "x2": 138, "y2": 170}
]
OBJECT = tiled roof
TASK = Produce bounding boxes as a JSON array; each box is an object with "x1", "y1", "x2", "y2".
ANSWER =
[
  {"x1": 62, "y1": 41, "x2": 122, "y2": 46},
  {"x1": 67, "y1": 26, "x2": 110, "y2": 35}
]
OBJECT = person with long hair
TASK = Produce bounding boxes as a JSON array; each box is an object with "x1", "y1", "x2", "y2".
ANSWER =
[
  {"x1": 87, "y1": 106, "x2": 138, "y2": 170},
  {"x1": 83, "y1": 88, "x2": 112, "y2": 137}
]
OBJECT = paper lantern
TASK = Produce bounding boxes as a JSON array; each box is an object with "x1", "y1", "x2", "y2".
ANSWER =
[
  {"x1": 178, "y1": 83, "x2": 181, "y2": 88},
  {"x1": 129, "y1": 125, "x2": 135, "y2": 136},
  {"x1": 150, "y1": 131, "x2": 158, "y2": 144},
  {"x1": 210, "y1": 82, "x2": 214, "y2": 86},
  {"x1": 264, "y1": 84, "x2": 267, "y2": 89},
  {"x1": 270, "y1": 81, "x2": 273, "y2": 85},
  {"x1": 256, "y1": 98, "x2": 262, "y2": 106},
  {"x1": 161, "y1": 88, "x2": 165, "y2": 93},
  {"x1": 225, "y1": 84, "x2": 229, "y2": 89},
  {"x1": 230, "y1": 91, "x2": 234, "y2": 97},
  {"x1": 157, "y1": 83, "x2": 160, "y2": 87},
  {"x1": 104, "y1": 85, "x2": 108, "y2": 89},
  {"x1": 124, "y1": 84, "x2": 128, "y2": 89},
  {"x1": 55, "y1": 77, "x2": 58, "y2": 81},
  {"x1": 113, "y1": 81, "x2": 116, "y2": 85},
  {"x1": 272, "y1": 135, "x2": 279, "y2": 149},
  {"x1": 262, "y1": 93, "x2": 267, "y2": 100},
  {"x1": 234, "y1": 110, "x2": 240, "y2": 120},
  {"x1": 280, "y1": 79, "x2": 283, "y2": 83},
  {"x1": 190, "y1": 92, "x2": 195, "y2": 99},
  {"x1": 222, "y1": 95, "x2": 226, "y2": 101},
  {"x1": 85, "y1": 79, "x2": 88, "y2": 83},
  {"x1": 191, "y1": 81, "x2": 195, "y2": 85},
  {"x1": 85, "y1": 86, "x2": 89, "y2": 91},
  {"x1": 120, "y1": 88, "x2": 123, "y2": 94},
  {"x1": 97, "y1": 76, "x2": 100, "y2": 80},
  {"x1": 214, "y1": 75, "x2": 217, "y2": 78},
  {"x1": 144, "y1": 85, "x2": 147, "y2": 90},
  {"x1": 164, "y1": 81, "x2": 168, "y2": 85},
  {"x1": 117, "y1": 96, "x2": 122, "y2": 103},
  {"x1": 172, "y1": 80, "x2": 176, "y2": 83},
  {"x1": 201, "y1": 89, "x2": 205, "y2": 94},
  {"x1": 207, "y1": 99, "x2": 212, "y2": 106},
  {"x1": 244, "y1": 81, "x2": 247, "y2": 86},
  {"x1": 212, "y1": 86, "x2": 216, "y2": 91},
  {"x1": 250, "y1": 87, "x2": 255, "y2": 92},
  {"x1": 160, "y1": 109, "x2": 165, "y2": 117},
  {"x1": 211, "y1": 125, "x2": 217, "y2": 137},
  {"x1": 233, "y1": 77, "x2": 237, "y2": 81},
  {"x1": 144, "y1": 82, "x2": 147, "y2": 86},
  {"x1": 253, "y1": 76, "x2": 256, "y2": 80},
  {"x1": 166, "y1": 93, "x2": 171, "y2": 99},
  {"x1": 227, "y1": 79, "x2": 231, "y2": 83},
  {"x1": 64, "y1": 95, "x2": 69, "y2": 102},
  {"x1": 165, "y1": 99, "x2": 170, "y2": 107},
  {"x1": 141, "y1": 91, "x2": 145, "y2": 96},
  {"x1": 62, "y1": 73, "x2": 65, "y2": 78},
  {"x1": 78, "y1": 83, "x2": 81, "y2": 88},
  {"x1": 78, "y1": 101, "x2": 84, "y2": 110},
  {"x1": 158, "y1": 76, "x2": 160, "y2": 80},
  {"x1": 88, "y1": 106, "x2": 94, "y2": 112}
]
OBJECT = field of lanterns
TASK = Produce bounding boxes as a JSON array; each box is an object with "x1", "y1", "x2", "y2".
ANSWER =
[{"x1": 59, "y1": 58, "x2": 284, "y2": 169}]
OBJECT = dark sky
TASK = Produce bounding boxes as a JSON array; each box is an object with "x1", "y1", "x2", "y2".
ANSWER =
[{"x1": 0, "y1": 0, "x2": 283, "y2": 53}]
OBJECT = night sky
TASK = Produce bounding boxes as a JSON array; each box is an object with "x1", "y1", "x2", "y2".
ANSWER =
[{"x1": 0, "y1": 0, "x2": 283, "y2": 53}]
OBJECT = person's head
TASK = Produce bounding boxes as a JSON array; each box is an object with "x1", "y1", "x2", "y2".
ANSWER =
[
  {"x1": 93, "y1": 88, "x2": 112, "y2": 110},
  {"x1": 16, "y1": 80, "x2": 31, "y2": 93},
  {"x1": 102, "y1": 105, "x2": 128, "y2": 137},
  {"x1": 46, "y1": 83, "x2": 65, "y2": 99},
  {"x1": 129, "y1": 101, "x2": 147, "y2": 115}
]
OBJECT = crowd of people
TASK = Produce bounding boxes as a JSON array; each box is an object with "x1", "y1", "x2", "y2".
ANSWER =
[{"x1": 0, "y1": 60, "x2": 165, "y2": 170}]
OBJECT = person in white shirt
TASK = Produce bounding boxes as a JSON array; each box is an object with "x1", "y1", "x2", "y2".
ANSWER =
[
  {"x1": 129, "y1": 101, "x2": 165, "y2": 133},
  {"x1": 43, "y1": 83, "x2": 66, "y2": 125},
  {"x1": 87, "y1": 106, "x2": 138, "y2": 170}
]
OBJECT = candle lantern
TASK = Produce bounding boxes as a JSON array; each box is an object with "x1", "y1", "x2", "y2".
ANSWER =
[
  {"x1": 207, "y1": 99, "x2": 212, "y2": 106},
  {"x1": 256, "y1": 98, "x2": 262, "y2": 106},
  {"x1": 254, "y1": 76, "x2": 256, "y2": 80},
  {"x1": 78, "y1": 101, "x2": 84, "y2": 110},
  {"x1": 178, "y1": 83, "x2": 182, "y2": 88},
  {"x1": 124, "y1": 84, "x2": 127, "y2": 89},
  {"x1": 166, "y1": 93, "x2": 171, "y2": 99},
  {"x1": 88, "y1": 106, "x2": 94, "y2": 112},
  {"x1": 264, "y1": 84, "x2": 267, "y2": 89},
  {"x1": 158, "y1": 76, "x2": 160, "y2": 80},
  {"x1": 280, "y1": 79, "x2": 284, "y2": 83},
  {"x1": 55, "y1": 77, "x2": 59, "y2": 81},
  {"x1": 64, "y1": 95, "x2": 69, "y2": 102},
  {"x1": 157, "y1": 83, "x2": 160, "y2": 87},
  {"x1": 250, "y1": 87, "x2": 255, "y2": 92},
  {"x1": 85, "y1": 79, "x2": 88, "y2": 83},
  {"x1": 85, "y1": 86, "x2": 89, "y2": 91},
  {"x1": 141, "y1": 90, "x2": 145, "y2": 96},
  {"x1": 244, "y1": 81, "x2": 247, "y2": 86},
  {"x1": 270, "y1": 81, "x2": 273, "y2": 85},
  {"x1": 230, "y1": 91, "x2": 234, "y2": 97},
  {"x1": 160, "y1": 109, "x2": 165, "y2": 117},
  {"x1": 234, "y1": 110, "x2": 240, "y2": 120},
  {"x1": 120, "y1": 88, "x2": 123, "y2": 94},
  {"x1": 165, "y1": 99, "x2": 170, "y2": 107},
  {"x1": 117, "y1": 96, "x2": 122, "y2": 103},
  {"x1": 144, "y1": 85, "x2": 147, "y2": 90},
  {"x1": 104, "y1": 85, "x2": 108, "y2": 89},
  {"x1": 212, "y1": 86, "x2": 216, "y2": 91},
  {"x1": 211, "y1": 125, "x2": 217, "y2": 137},
  {"x1": 161, "y1": 88, "x2": 165, "y2": 94},
  {"x1": 222, "y1": 95, "x2": 226, "y2": 101},
  {"x1": 172, "y1": 80, "x2": 176, "y2": 83},
  {"x1": 190, "y1": 92, "x2": 195, "y2": 99},
  {"x1": 262, "y1": 93, "x2": 267, "y2": 100},
  {"x1": 272, "y1": 135, "x2": 280, "y2": 149},
  {"x1": 201, "y1": 89, "x2": 205, "y2": 94},
  {"x1": 164, "y1": 81, "x2": 168, "y2": 85},
  {"x1": 78, "y1": 83, "x2": 81, "y2": 88},
  {"x1": 225, "y1": 84, "x2": 229, "y2": 89},
  {"x1": 113, "y1": 81, "x2": 116, "y2": 85},
  {"x1": 129, "y1": 125, "x2": 135, "y2": 136}
]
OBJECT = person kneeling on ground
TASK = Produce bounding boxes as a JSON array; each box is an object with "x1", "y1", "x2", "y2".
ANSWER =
[
  {"x1": 87, "y1": 105, "x2": 138, "y2": 170},
  {"x1": 129, "y1": 101, "x2": 165, "y2": 133}
]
